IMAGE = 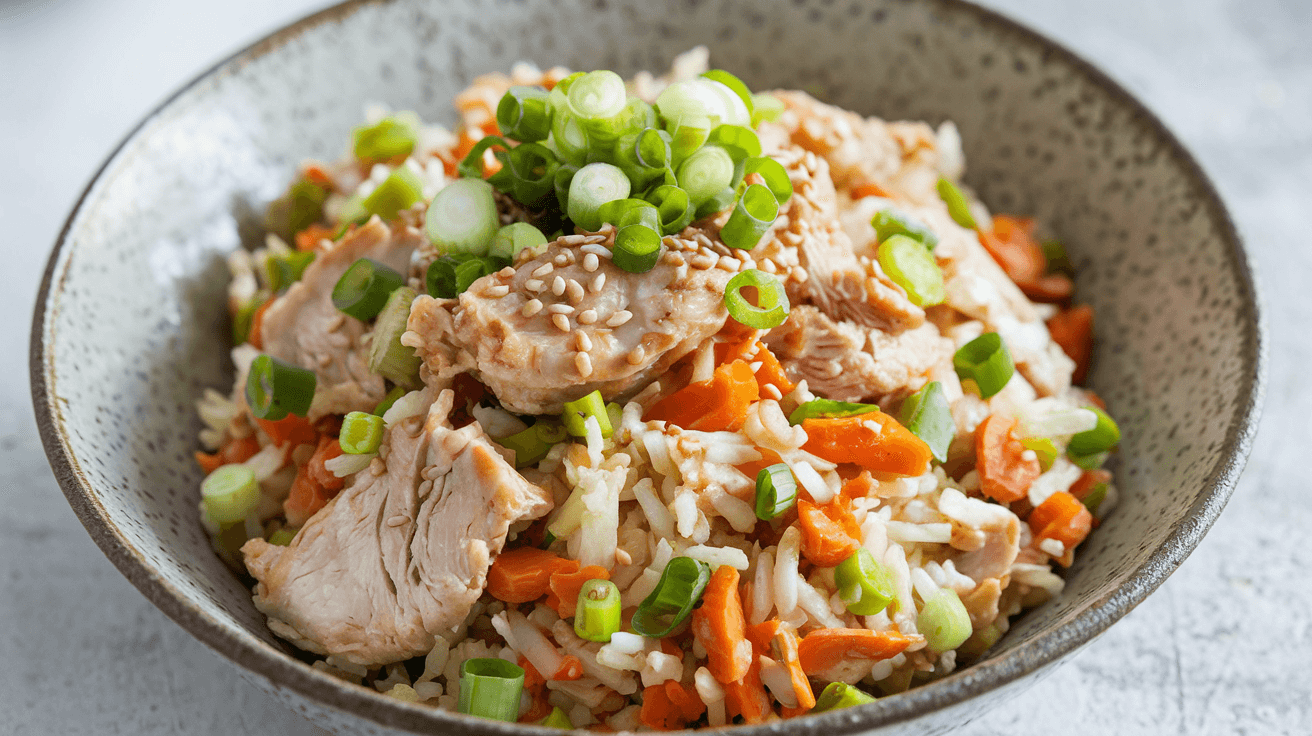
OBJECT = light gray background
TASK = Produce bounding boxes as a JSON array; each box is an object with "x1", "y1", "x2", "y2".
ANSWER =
[{"x1": 2, "y1": 0, "x2": 1305, "y2": 733}]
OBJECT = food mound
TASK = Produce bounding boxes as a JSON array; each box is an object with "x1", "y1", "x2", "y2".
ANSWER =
[{"x1": 192, "y1": 48, "x2": 1118, "y2": 730}]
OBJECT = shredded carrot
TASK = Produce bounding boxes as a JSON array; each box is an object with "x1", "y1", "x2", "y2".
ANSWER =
[
  {"x1": 195, "y1": 434, "x2": 260, "y2": 475},
  {"x1": 1029, "y1": 490, "x2": 1093, "y2": 567},
  {"x1": 796, "y1": 498, "x2": 862, "y2": 566},
  {"x1": 978, "y1": 215, "x2": 1046, "y2": 284},
  {"x1": 975, "y1": 414, "x2": 1041, "y2": 503},
  {"x1": 751, "y1": 342, "x2": 795, "y2": 394},
  {"x1": 722, "y1": 658, "x2": 773, "y2": 724},
  {"x1": 293, "y1": 223, "x2": 335, "y2": 252},
  {"x1": 486, "y1": 548, "x2": 579, "y2": 603},
  {"x1": 255, "y1": 414, "x2": 319, "y2": 449},
  {"x1": 1047, "y1": 304, "x2": 1095, "y2": 385},
  {"x1": 545, "y1": 565, "x2": 611, "y2": 618},
  {"x1": 247, "y1": 299, "x2": 274, "y2": 350},
  {"x1": 748, "y1": 620, "x2": 815, "y2": 710},
  {"x1": 850, "y1": 181, "x2": 892, "y2": 199},
  {"x1": 801, "y1": 415, "x2": 933, "y2": 477},
  {"x1": 553, "y1": 655, "x2": 584, "y2": 681},
  {"x1": 283, "y1": 436, "x2": 347, "y2": 527},
  {"x1": 692, "y1": 566, "x2": 752, "y2": 683},
  {"x1": 1018, "y1": 272, "x2": 1074, "y2": 303},
  {"x1": 644, "y1": 360, "x2": 760, "y2": 432},
  {"x1": 796, "y1": 628, "x2": 915, "y2": 675},
  {"x1": 306, "y1": 435, "x2": 345, "y2": 492}
]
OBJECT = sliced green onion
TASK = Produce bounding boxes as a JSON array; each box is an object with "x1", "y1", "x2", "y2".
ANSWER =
[
  {"x1": 361, "y1": 166, "x2": 423, "y2": 222},
  {"x1": 898, "y1": 381, "x2": 954, "y2": 463},
  {"x1": 700, "y1": 70, "x2": 755, "y2": 116},
  {"x1": 574, "y1": 579, "x2": 621, "y2": 642},
  {"x1": 750, "y1": 93, "x2": 785, "y2": 126},
  {"x1": 1067, "y1": 407, "x2": 1120, "y2": 456},
  {"x1": 427, "y1": 254, "x2": 506, "y2": 299},
  {"x1": 878, "y1": 234, "x2": 945, "y2": 307},
  {"x1": 201, "y1": 464, "x2": 260, "y2": 524},
  {"x1": 264, "y1": 179, "x2": 327, "y2": 240},
  {"x1": 742, "y1": 156, "x2": 793, "y2": 204},
  {"x1": 1042, "y1": 239, "x2": 1074, "y2": 276},
  {"x1": 614, "y1": 128, "x2": 672, "y2": 189},
  {"x1": 501, "y1": 143, "x2": 560, "y2": 208},
  {"x1": 457, "y1": 134, "x2": 511, "y2": 181},
  {"x1": 835, "y1": 548, "x2": 895, "y2": 616},
  {"x1": 694, "y1": 186, "x2": 738, "y2": 220},
  {"x1": 1081, "y1": 482, "x2": 1109, "y2": 516},
  {"x1": 567, "y1": 162, "x2": 630, "y2": 232},
  {"x1": 332, "y1": 258, "x2": 406, "y2": 321},
  {"x1": 645, "y1": 184, "x2": 695, "y2": 235},
  {"x1": 676, "y1": 145, "x2": 735, "y2": 207},
  {"x1": 458, "y1": 658, "x2": 525, "y2": 722},
  {"x1": 246, "y1": 354, "x2": 316, "y2": 421},
  {"x1": 553, "y1": 163, "x2": 579, "y2": 213},
  {"x1": 339, "y1": 411, "x2": 384, "y2": 455},
  {"x1": 561, "y1": 390, "x2": 613, "y2": 438},
  {"x1": 265, "y1": 251, "x2": 316, "y2": 293},
  {"x1": 655, "y1": 80, "x2": 716, "y2": 163},
  {"x1": 614, "y1": 225, "x2": 662, "y2": 274},
  {"x1": 936, "y1": 177, "x2": 977, "y2": 229},
  {"x1": 788, "y1": 398, "x2": 880, "y2": 426},
  {"x1": 872, "y1": 207, "x2": 940, "y2": 250},
  {"x1": 917, "y1": 588, "x2": 973, "y2": 652},
  {"x1": 1020, "y1": 436, "x2": 1059, "y2": 471},
  {"x1": 549, "y1": 89, "x2": 589, "y2": 168},
  {"x1": 367, "y1": 287, "x2": 421, "y2": 390},
  {"x1": 353, "y1": 115, "x2": 417, "y2": 162},
  {"x1": 953, "y1": 332, "x2": 1014, "y2": 399},
  {"x1": 335, "y1": 193, "x2": 369, "y2": 226},
  {"x1": 497, "y1": 85, "x2": 553, "y2": 143},
  {"x1": 707, "y1": 124, "x2": 762, "y2": 161},
  {"x1": 1069, "y1": 451, "x2": 1108, "y2": 470},
  {"x1": 812, "y1": 682, "x2": 878, "y2": 712},
  {"x1": 541, "y1": 706, "x2": 573, "y2": 729},
  {"x1": 232, "y1": 293, "x2": 268, "y2": 345},
  {"x1": 724, "y1": 268, "x2": 790, "y2": 329},
  {"x1": 499, "y1": 421, "x2": 567, "y2": 468},
  {"x1": 631, "y1": 557, "x2": 711, "y2": 638},
  {"x1": 267, "y1": 527, "x2": 297, "y2": 546},
  {"x1": 489, "y1": 222, "x2": 548, "y2": 261},
  {"x1": 425, "y1": 178, "x2": 499, "y2": 255},
  {"x1": 754, "y1": 463, "x2": 797, "y2": 521},
  {"x1": 373, "y1": 385, "x2": 405, "y2": 416},
  {"x1": 568, "y1": 70, "x2": 627, "y2": 121},
  {"x1": 597, "y1": 198, "x2": 661, "y2": 232},
  {"x1": 720, "y1": 183, "x2": 779, "y2": 250}
]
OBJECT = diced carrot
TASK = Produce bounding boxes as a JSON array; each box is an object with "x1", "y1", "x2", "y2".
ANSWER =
[
  {"x1": 975, "y1": 414, "x2": 1041, "y2": 503},
  {"x1": 519, "y1": 656, "x2": 546, "y2": 690},
  {"x1": 517, "y1": 689, "x2": 552, "y2": 724},
  {"x1": 639, "y1": 684, "x2": 679, "y2": 730},
  {"x1": 840, "y1": 470, "x2": 876, "y2": 502},
  {"x1": 748, "y1": 620, "x2": 814, "y2": 710},
  {"x1": 306, "y1": 435, "x2": 345, "y2": 492},
  {"x1": 284, "y1": 447, "x2": 339, "y2": 528},
  {"x1": 665, "y1": 680, "x2": 706, "y2": 723},
  {"x1": 796, "y1": 498, "x2": 862, "y2": 566},
  {"x1": 293, "y1": 223, "x2": 335, "y2": 252},
  {"x1": 850, "y1": 181, "x2": 892, "y2": 199},
  {"x1": 486, "y1": 548, "x2": 579, "y2": 603},
  {"x1": 1069, "y1": 469, "x2": 1112, "y2": 502},
  {"x1": 801, "y1": 415, "x2": 933, "y2": 477},
  {"x1": 545, "y1": 565, "x2": 611, "y2": 618},
  {"x1": 255, "y1": 414, "x2": 319, "y2": 450},
  {"x1": 1018, "y1": 272, "x2": 1074, "y2": 303},
  {"x1": 301, "y1": 162, "x2": 334, "y2": 187},
  {"x1": 692, "y1": 566, "x2": 752, "y2": 683},
  {"x1": 713, "y1": 335, "x2": 757, "y2": 365},
  {"x1": 796, "y1": 628, "x2": 915, "y2": 675},
  {"x1": 553, "y1": 655, "x2": 584, "y2": 681},
  {"x1": 735, "y1": 448, "x2": 783, "y2": 483},
  {"x1": 644, "y1": 361, "x2": 760, "y2": 432},
  {"x1": 979, "y1": 215, "x2": 1046, "y2": 284},
  {"x1": 1029, "y1": 490, "x2": 1093, "y2": 567},
  {"x1": 751, "y1": 342, "x2": 795, "y2": 394},
  {"x1": 780, "y1": 705, "x2": 811, "y2": 719},
  {"x1": 722, "y1": 658, "x2": 773, "y2": 724},
  {"x1": 247, "y1": 299, "x2": 275, "y2": 350},
  {"x1": 1047, "y1": 304, "x2": 1094, "y2": 385},
  {"x1": 195, "y1": 434, "x2": 260, "y2": 475}
]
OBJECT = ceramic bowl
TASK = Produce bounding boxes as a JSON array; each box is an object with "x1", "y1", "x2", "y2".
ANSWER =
[{"x1": 30, "y1": 0, "x2": 1264, "y2": 733}]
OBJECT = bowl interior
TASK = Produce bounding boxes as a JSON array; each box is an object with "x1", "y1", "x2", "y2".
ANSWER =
[{"x1": 32, "y1": 0, "x2": 1262, "y2": 733}]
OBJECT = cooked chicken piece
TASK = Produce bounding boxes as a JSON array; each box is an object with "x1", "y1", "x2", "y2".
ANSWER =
[
  {"x1": 259, "y1": 217, "x2": 422, "y2": 419},
  {"x1": 763, "y1": 305, "x2": 950, "y2": 403},
  {"x1": 959, "y1": 577, "x2": 1005, "y2": 630},
  {"x1": 241, "y1": 388, "x2": 552, "y2": 666},
  {"x1": 404, "y1": 229, "x2": 735, "y2": 415},
  {"x1": 950, "y1": 507, "x2": 1021, "y2": 583}
]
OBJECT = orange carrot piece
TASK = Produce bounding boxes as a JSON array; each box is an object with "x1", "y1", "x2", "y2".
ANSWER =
[
  {"x1": 749, "y1": 620, "x2": 814, "y2": 710},
  {"x1": 301, "y1": 162, "x2": 334, "y2": 187},
  {"x1": 195, "y1": 434, "x2": 260, "y2": 475},
  {"x1": 1018, "y1": 272, "x2": 1075, "y2": 303},
  {"x1": 735, "y1": 448, "x2": 783, "y2": 483},
  {"x1": 692, "y1": 566, "x2": 752, "y2": 683},
  {"x1": 247, "y1": 299, "x2": 274, "y2": 350},
  {"x1": 639, "y1": 684, "x2": 678, "y2": 730},
  {"x1": 1029, "y1": 490, "x2": 1093, "y2": 566},
  {"x1": 293, "y1": 223, "x2": 335, "y2": 252},
  {"x1": 545, "y1": 565, "x2": 611, "y2": 618},
  {"x1": 486, "y1": 548, "x2": 579, "y2": 603},
  {"x1": 306, "y1": 435, "x2": 345, "y2": 492},
  {"x1": 644, "y1": 361, "x2": 760, "y2": 432},
  {"x1": 850, "y1": 181, "x2": 892, "y2": 199},
  {"x1": 751, "y1": 342, "x2": 795, "y2": 394},
  {"x1": 553, "y1": 655, "x2": 584, "y2": 681},
  {"x1": 284, "y1": 459, "x2": 333, "y2": 527},
  {"x1": 519, "y1": 656, "x2": 546, "y2": 690},
  {"x1": 1047, "y1": 304, "x2": 1095, "y2": 385},
  {"x1": 840, "y1": 470, "x2": 876, "y2": 502},
  {"x1": 796, "y1": 498, "x2": 862, "y2": 566},
  {"x1": 802, "y1": 415, "x2": 933, "y2": 477},
  {"x1": 780, "y1": 705, "x2": 811, "y2": 719},
  {"x1": 723, "y1": 658, "x2": 773, "y2": 724},
  {"x1": 975, "y1": 414, "x2": 1041, "y2": 503},
  {"x1": 796, "y1": 628, "x2": 916, "y2": 675},
  {"x1": 517, "y1": 690, "x2": 552, "y2": 724},
  {"x1": 255, "y1": 414, "x2": 319, "y2": 449},
  {"x1": 979, "y1": 215, "x2": 1046, "y2": 284},
  {"x1": 713, "y1": 335, "x2": 757, "y2": 365},
  {"x1": 665, "y1": 680, "x2": 706, "y2": 723},
  {"x1": 1069, "y1": 468, "x2": 1112, "y2": 502}
]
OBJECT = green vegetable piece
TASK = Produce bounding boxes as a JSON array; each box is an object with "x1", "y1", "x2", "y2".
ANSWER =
[
  {"x1": 936, "y1": 177, "x2": 977, "y2": 229},
  {"x1": 245, "y1": 354, "x2": 316, "y2": 421},
  {"x1": 458, "y1": 658, "x2": 525, "y2": 722},
  {"x1": 265, "y1": 250, "x2": 316, "y2": 293},
  {"x1": 425, "y1": 178, "x2": 499, "y2": 256},
  {"x1": 917, "y1": 588, "x2": 973, "y2": 652},
  {"x1": 232, "y1": 293, "x2": 268, "y2": 345},
  {"x1": 561, "y1": 390, "x2": 613, "y2": 438},
  {"x1": 953, "y1": 332, "x2": 1014, "y2": 399},
  {"x1": 754, "y1": 463, "x2": 798, "y2": 521},
  {"x1": 789, "y1": 398, "x2": 881, "y2": 426},
  {"x1": 496, "y1": 85, "x2": 553, "y2": 143},
  {"x1": 331, "y1": 257, "x2": 406, "y2": 322},
  {"x1": 201, "y1": 464, "x2": 260, "y2": 525},
  {"x1": 373, "y1": 385, "x2": 406, "y2": 416},
  {"x1": 878, "y1": 234, "x2": 945, "y2": 307},
  {"x1": 631, "y1": 557, "x2": 711, "y2": 638},
  {"x1": 339, "y1": 411, "x2": 384, "y2": 455},
  {"x1": 720, "y1": 183, "x2": 779, "y2": 250},
  {"x1": 1081, "y1": 482, "x2": 1109, "y2": 516},
  {"x1": 353, "y1": 116, "x2": 417, "y2": 162},
  {"x1": 1067, "y1": 406, "x2": 1120, "y2": 457},
  {"x1": 541, "y1": 706, "x2": 573, "y2": 729},
  {"x1": 812, "y1": 682, "x2": 878, "y2": 712},
  {"x1": 1020, "y1": 436, "x2": 1059, "y2": 471},
  {"x1": 899, "y1": 381, "x2": 953, "y2": 463},
  {"x1": 489, "y1": 222, "x2": 548, "y2": 260},
  {"x1": 267, "y1": 528, "x2": 297, "y2": 547},
  {"x1": 835, "y1": 548, "x2": 896, "y2": 616},
  {"x1": 574, "y1": 579, "x2": 622, "y2": 642},
  {"x1": 613, "y1": 224, "x2": 662, "y2": 274},
  {"x1": 750, "y1": 93, "x2": 785, "y2": 126},
  {"x1": 872, "y1": 207, "x2": 940, "y2": 249},
  {"x1": 361, "y1": 166, "x2": 423, "y2": 222},
  {"x1": 367, "y1": 287, "x2": 421, "y2": 390},
  {"x1": 724, "y1": 268, "x2": 790, "y2": 329},
  {"x1": 498, "y1": 422, "x2": 567, "y2": 469}
]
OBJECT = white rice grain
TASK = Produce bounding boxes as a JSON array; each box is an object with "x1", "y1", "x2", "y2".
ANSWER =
[
  {"x1": 640, "y1": 651, "x2": 683, "y2": 687},
  {"x1": 774, "y1": 526, "x2": 802, "y2": 616},
  {"x1": 708, "y1": 490, "x2": 758, "y2": 533},
  {"x1": 632, "y1": 478, "x2": 675, "y2": 540},
  {"x1": 886, "y1": 521, "x2": 953, "y2": 544},
  {"x1": 750, "y1": 550, "x2": 775, "y2": 626},
  {"x1": 796, "y1": 575, "x2": 844, "y2": 628},
  {"x1": 759, "y1": 656, "x2": 799, "y2": 707},
  {"x1": 791, "y1": 460, "x2": 832, "y2": 503},
  {"x1": 1028, "y1": 457, "x2": 1084, "y2": 507},
  {"x1": 684, "y1": 544, "x2": 750, "y2": 570}
]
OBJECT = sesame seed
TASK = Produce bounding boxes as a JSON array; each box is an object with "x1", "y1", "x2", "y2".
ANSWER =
[
  {"x1": 590, "y1": 273, "x2": 606, "y2": 293},
  {"x1": 606, "y1": 310, "x2": 632, "y2": 327},
  {"x1": 578, "y1": 309, "x2": 598, "y2": 324},
  {"x1": 525, "y1": 278, "x2": 545, "y2": 292},
  {"x1": 791, "y1": 265, "x2": 809, "y2": 283},
  {"x1": 386, "y1": 515, "x2": 408, "y2": 528},
  {"x1": 582, "y1": 234, "x2": 608, "y2": 245},
  {"x1": 566, "y1": 279, "x2": 585, "y2": 304},
  {"x1": 675, "y1": 263, "x2": 688, "y2": 280},
  {"x1": 666, "y1": 252, "x2": 686, "y2": 267},
  {"x1": 691, "y1": 254, "x2": 716, "y2": 270},
  {"x1": 761, "y1": 383, "x2": 783, "y2": 401},
  {"x1": 716, "y1": 256, "x2": 741, "y2": 271},
  {"x1": 499, "y1": 266, "x2": 516, "y2": 278},
  {"x1": 580, "y1": 244, "x2": 612, "y2": 259},
  {"x1": 548, "y1": 303, "x2": 574, "y2": 314},
  {"x1": 552, "y1": 314, "x2": 571, "y2": 332},
  {"x1": 564, "y1": 250, "x2": 577, "y2": 265},
  {"x1": 761, "y1": 259, "x2": 778, "y2": 273},
  {"x1": 552, "y1": 276, "x2": 566, "y2": 295},
  {"x1": 521, "y1": 299, "x2": 543, "y2": 317},
  {"x1": 532, "y1": 263, "x2": 554, "y2": 278},
  {"x1": 554, "y1": 254, "x2": 569, "y2": 266},
  {"x1": 485, "y1": 284, "x2": 510, "y2": 297},
  {"x1": 575, "y1": 352, "x2": 593, "y2": 377},
  {"x1": 625, "y1": 345, "x2": 646, "y2": 365},
  {"x1": 576, "y1": 331, "x2": 593, "y2": 351},
  {"x1": 583, "y1": 253, "x2": 600, "y2": 272},
  {"x1": 559, "y1": 234, "x2": 586, "y2": 246}
]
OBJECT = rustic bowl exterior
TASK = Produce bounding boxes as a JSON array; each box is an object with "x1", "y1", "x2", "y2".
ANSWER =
[{"x1": 31, "y1": 0, "x2": 1263, "y2": 734}]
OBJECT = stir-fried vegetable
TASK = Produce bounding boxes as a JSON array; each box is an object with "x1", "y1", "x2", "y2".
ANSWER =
[
  {"x1": 801, "y1": 415, "x2": 934, "y2": 476},
  {"x1": 458, "y1": 658, "x2": 525, "y2": 722},
  {"x1": 917, "y1": 589, "x2": 973, "y2": 652},
  {"x1": 898, "y1": 381, "x2": 953, "y2": 463},
  {"x1": 754, "y1": 464, "x2": 798, "y2": 521},
  {"x1": 724, "y1": 269, "x2": 790, "y2": 329},
  {"x1": 338, "y1": 411, "x2": 384, "y2": 455},
  {"x1": 245, "y1": 354, "x2": 316, "y2": 421},
  {"x1": 332, "y1": 258, "x2": 405, "y2": 321},
  {"x1": 631, "y1": 557, "x2": 711, "y2": 637},
  {"x1": 975, "y1": 414, "x2": 1041, "y2": 503},
  {"x1": 953, "y1": 332, "x2": 1014, "y2": 399},
  {"x1": 834, "y1": 548, "x2": 895, "y2": 616},
  {"x1": 200, "y1": 464, "x2": 261, "y2": 524},
  {"x1": 573, "y1": 579, "x2": 621, "y2": 642}
]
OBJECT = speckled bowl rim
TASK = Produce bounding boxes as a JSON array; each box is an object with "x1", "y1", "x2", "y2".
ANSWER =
[{"x1": 30, "y1": 0, "x2": 1265, "y2": 733}]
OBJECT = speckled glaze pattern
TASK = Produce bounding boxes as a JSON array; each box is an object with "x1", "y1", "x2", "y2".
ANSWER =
[{"x1": 30, "y1": 0, "x2": 1263, "y2": 734}]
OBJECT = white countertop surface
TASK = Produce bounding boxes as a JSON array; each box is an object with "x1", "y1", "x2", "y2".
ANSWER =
[{"x1": 2, "y1": 0, "x2": 1306, "y2": 733}]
